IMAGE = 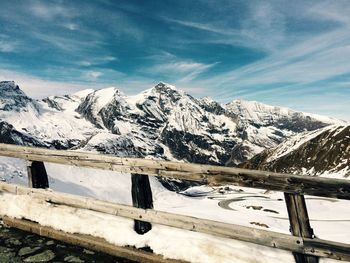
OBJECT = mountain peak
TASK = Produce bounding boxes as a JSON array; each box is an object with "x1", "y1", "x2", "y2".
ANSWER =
[
  {"x1": 94, "y1": 86, "x2": 124, "y2": 97},
  {"x1": 200, "y1": 96, "x2": 215, "y2": 104},
  {"x1": 0, "y1": 81, "x2": 38, "y2": 112},
  {"x1": 0, "y1": 81, "x2": 20, "y2": 91},
  {"x1": 154, "y1": 82, "x2": 177, "y2": 91}
]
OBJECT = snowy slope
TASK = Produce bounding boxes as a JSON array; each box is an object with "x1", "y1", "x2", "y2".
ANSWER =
[
  {"x1": 240, "y1": 125, "x2": 350, "y2": 178},
  {"x1": 0, "y1": 81, "x2": 97, "y2": 149},
  {"x1": 226, "y1": 99, "x2": 342, "y2": 129}
]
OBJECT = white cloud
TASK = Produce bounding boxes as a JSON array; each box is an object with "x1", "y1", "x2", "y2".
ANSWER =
[
  {"x1": 152, "y1": 61, "x2": 209, "y2": 73},
  {"x1": 142, "y1": 52, "x2": 217, "y2": 82},
  {"x1": 79, "y1": 56, "x2": 118, "y2": 67},
  {"x1": 306, "y1": 0, "x2": 350, "y2": 26},
  {"x1": 166, "y1": 18, "x2": 228, "y2": 35},
  {"x1": 0, "y1": 40, "x2": 16, "y2": 53},
  {"x1": 81, "y1": 71, "x2": 103, "y2": 81},
  {"x1": 63, "y1": 23, "x2": 79, "y2": 31},
  {"x1": 147, "y1": 61, "x2": 216, "y2": 82},
  {"x1": 32, "y1": 32, "x2": 104, "y2": 52},
  {"x1": 30, "y1": 2, "x2": 76, "y2": 20}
]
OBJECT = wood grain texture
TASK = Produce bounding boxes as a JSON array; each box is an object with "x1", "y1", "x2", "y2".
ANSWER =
[
  {"x1": 285, "y1": 193, "x2": 319, "y2": 263},
  {"x1": 0, "y1": 143, "x2": 349, "y2": 199},
  {"x1": 1, "y1": 182, "x2": 350, "y2": 261}
]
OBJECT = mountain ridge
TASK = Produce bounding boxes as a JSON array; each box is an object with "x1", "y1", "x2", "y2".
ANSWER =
[{"x1": 0, "y1": 81, "x2": 346, "y2": 168}]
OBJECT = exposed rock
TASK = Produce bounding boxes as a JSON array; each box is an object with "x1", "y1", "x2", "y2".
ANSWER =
[
  {"x1": 5, "y1": 237, "x2": 22, "y2": 246},
  {"x1": 0, "y1": 249, "x2": 19, "y2": 262},
  {"x1": 18, "y1": 246, "x2": 41, "y2": 256},
  {"x1": 83, "y1": 249, "x2": 95, "y2": 255},
  {"x1": 198, "y1": 97, "x2": 226, "y2": 115},
  {"x1": 0, "y1": 121, "x2": 48, "y2": 147},
  {"x1": 64, "y1": 255, "x2": 84, "y2": 263},
  {"x1": 23, "y1": 250, "x2": 55, "y2": 262},
  {"x1": 240, "y1": 125, "x2": 350, "y2": 176},
  {"x1": 0, "y1": 81, "x2": 39, "y2": 112},
  {"x1": 0, "y1": 224, "x2": 131, "y2": 262},
  {"x1": 0, "y1": 245, "x2": 14, "y2": 253},
  {"x1": 45, "y1": 240, "x2": 55, "y2": 246}
]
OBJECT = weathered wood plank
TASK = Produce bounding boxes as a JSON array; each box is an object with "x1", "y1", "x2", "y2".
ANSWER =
[
  {"x1": 131, "y1": 173, "x2": 153, "y2": 234},
  {"x1": 3, "y1": 216, "x2": 186, "y2": 263},
  {"x1": 0, "y1": 143, "x2": 349, "y2": 199},
  {"x1": 27, "y1": 161, "x2": 49, "y2": 189},
  {"x1": 1, "y1": 182, "x2": 350, "y2": 261},
  {"x1": 285, "y1": 193, "x2": 319, "y2": 263}
]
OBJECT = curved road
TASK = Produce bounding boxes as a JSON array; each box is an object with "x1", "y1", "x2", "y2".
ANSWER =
[{"x1": 217, "y1": 197, "x2": 350, "y2": 222}]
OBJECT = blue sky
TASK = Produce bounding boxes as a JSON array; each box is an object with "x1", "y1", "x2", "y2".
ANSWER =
[{"x1": 0, "y1": 0, "x2": 349, "y2": 120}]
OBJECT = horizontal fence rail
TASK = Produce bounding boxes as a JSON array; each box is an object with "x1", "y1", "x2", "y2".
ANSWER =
[
  {"x1": 0, "y1": 182, "x2": 350, "y2": 261},
  {"x1": 0, "y1": 143, "x2": 349, "y2": 199},
  {"x1": 0, "y1": 143, "x2": 349, "y2": 263}
]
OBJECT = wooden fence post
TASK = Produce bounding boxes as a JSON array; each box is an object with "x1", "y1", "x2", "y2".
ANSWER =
[
  {"x1": 284, "y1": 193, "x2": 319, "y2": 263},
  {"x1": 131, "y1": 173, "x2": 153, "y2": 234},
  {"x1": 27, "y1": 161, "x2": 49, "y2": 189}
]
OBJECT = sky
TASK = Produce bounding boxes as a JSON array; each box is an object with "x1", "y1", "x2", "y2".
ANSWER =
[{"x1": 0, "y1": 0, "x2": 349, "y2": 120}]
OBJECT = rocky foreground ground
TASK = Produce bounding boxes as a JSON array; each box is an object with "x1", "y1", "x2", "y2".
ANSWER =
[{"x1": 0, "y1": 221, "x2": 134, "y2": 263}]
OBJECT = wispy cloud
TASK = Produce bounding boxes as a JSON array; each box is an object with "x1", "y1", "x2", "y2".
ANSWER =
[
  {"x1": 0, "y1": 34, "x2": 19, "y2": 53},
  {"x1": 29, "y1": 1, "x2": 77, "y2": 21},
  {"x1": 0, "y1": 40, "x2": 16, "y2": 53},
  {"x1": 63, "y1": 23, "x2": 79, "y2": 31},
  {"x1": 177, "y1": 1, "x2": 348, "y2": 90},
  {"x1": 0, "y1": 0, "x2": 349, "y2": 120},
  {"x1": 203, "y1": 28, "x2": 350, "y2": 97},
  {"x1": 163, "y1": 1, "x2": 286, "y2": 52},
  {"x1": 79, "y1": 56, "x2": 118, "y2": 67},
  {"x1": 147, "y1": 61, "x2": 216, "y2": 82},
  {"x1": 160, "y1": 0, "x2": 350, "y2": 119},
  {"x1": 31, "y1": 32, "x2": 104, "y2": 52},
  {"x1": 81, "y1": 71, "x2": 103, "y2": 81},
  {"x1": 165, "y1": 18, "x2": 229, "y2": 35},
  {"x1": 140, "y1": 51, "x2": 217, "y2": 82}
]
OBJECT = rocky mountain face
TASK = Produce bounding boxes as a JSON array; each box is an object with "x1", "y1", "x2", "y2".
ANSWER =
[
  {"x1": 0, "y1": 81, "x2": 39, "y2": 112},
  {"x1": 0, "y1": 81, "x2": 346, "y2": 169},
  {"x1": 239, "y1": 125, "x2": 350, "y2": 178},
  {"x1": 0, "y1": 121, "x2": 47, "y2": 147},
  {"x1": 197, "y1": 97, "x2": 345, "y2": 164}
]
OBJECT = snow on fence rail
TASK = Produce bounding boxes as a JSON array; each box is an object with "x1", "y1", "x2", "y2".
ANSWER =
[{"x1": 0, "y1": 143, "x2": 349, "y2": 263}]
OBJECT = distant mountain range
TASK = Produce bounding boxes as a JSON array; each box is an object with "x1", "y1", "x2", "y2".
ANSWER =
[{"x1": 0, "y1": 80, "x2": 348, "y2": 179}]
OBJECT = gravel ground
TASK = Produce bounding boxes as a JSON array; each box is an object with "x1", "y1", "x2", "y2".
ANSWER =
[{"x1": 0, "y1": 222, "x2": 136, "y2": 263}]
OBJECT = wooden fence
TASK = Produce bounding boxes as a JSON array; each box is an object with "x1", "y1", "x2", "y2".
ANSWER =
[{"x1": 0, "y1": 143, "x2": 349, "y2": 263}]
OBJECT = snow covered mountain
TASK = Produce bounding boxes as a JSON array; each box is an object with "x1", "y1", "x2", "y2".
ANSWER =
[
  {"x1": 0, "y1": 81, "x2": 345, "y2": 166},
  {"x1": 198, "y1": 96, "x2": 344, "y2": 164},
  {"x1": 0, "y1": 81, "x2": 39, "y2": 113},
  {"x1": 239, "y1": 125, "x2": 350, "y2": 178}
]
